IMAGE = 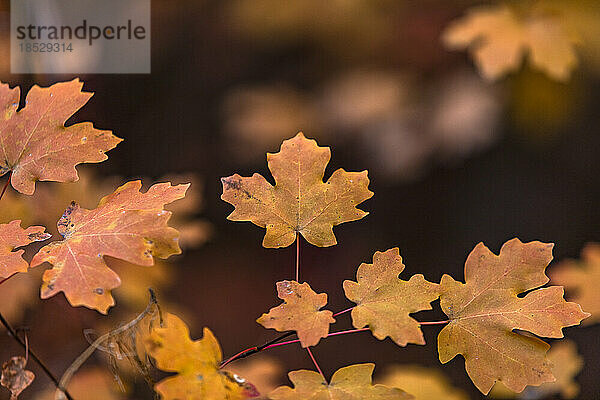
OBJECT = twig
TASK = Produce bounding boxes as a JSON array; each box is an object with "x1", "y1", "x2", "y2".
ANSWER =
[
  {"x1": 222, "y1": 319, "x2": 451, "y2": 367},
  {"x1": 0, "y1": 312, "x2": 74, "y2": 400},
  {"x1": 220, "y1": 331, "x2": 296, "y2": 368}
]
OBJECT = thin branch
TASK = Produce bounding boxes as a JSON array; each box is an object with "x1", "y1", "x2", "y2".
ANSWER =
[
  {"x1": 220, "y1": 331, "x2": 296, "y2": 368},
  {"x1": 222, "y1": 319, "x2": 451, "y2": 366},
  {"x1": 0, "y1": 312, "x2": 74, "y2": 400}
]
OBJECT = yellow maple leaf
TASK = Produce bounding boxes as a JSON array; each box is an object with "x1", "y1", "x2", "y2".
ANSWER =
[
  {"x1": 221, "y1": 132, "x2": 373, "y2": 248},
  {"x1": 443, "y1": 3, "x2": 579, "y2": 81},
  {"x1": 145, "y1": 312, "x2": 258, "y2": 400},
  {"x1": 437, "y1": 238, "x2": 589, "y2": 394},
  {"x1": 343, "y1": 248, "x2": 439, "y2": 346},
  {"x1": 269, "y1": 363, "x2": 413, "y2": 400},
  {"x1": 257, "y1": 281, "x2": 335, "y2": 348}
]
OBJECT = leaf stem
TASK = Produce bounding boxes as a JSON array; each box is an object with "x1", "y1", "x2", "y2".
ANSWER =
[
  {"x1": 306, "y1": 347, "x2": 325, "y2": 380},
  {"x1": 332, "y1": 307, "x2": 354, "y2": 317},
  {"x1": 295, "y1": 234, "x2": 300, "y2": 282},
  {"x1": 0, "y1": 311, "x2": 75, "y2": 400},
  {"x1": 419, "y1": 320, "x2": 449, "y2": 326}
]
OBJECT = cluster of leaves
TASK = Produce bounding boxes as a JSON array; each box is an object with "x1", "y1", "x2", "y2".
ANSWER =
[
  {"x1": 0, "y1": 79, "x2": 197, "y2": 398},
  {"x1": 0, "y1": 78, "x2": 594, "y2": 399},
  {"x1": 173, "y1": 132, "x2": 586, "y2": 399}
]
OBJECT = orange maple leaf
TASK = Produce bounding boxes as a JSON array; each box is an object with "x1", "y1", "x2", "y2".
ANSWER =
[
  {"x1": 343, "y1": 248, "x2": 439, "y2": 346},
  {"x1": 0, "y1": 220, "x2": 50, "y2": 278},
  {"x1": 257, "y1": 281, "x2": 335, "y2": 348},
  {"x1": 0, "y1": 80, "x2": 121, "y2": 194},
  {"x1": 221, "y1": 132, "x2": 373, "y2": 248},
  {"x1": 437, "y1": 238, "x2": 589, "y2": 394},
  {"x1": 30, "y1": 180, "x2": 188, "y2": 313},
  {"x1": 269, "y1": 363, "x2": 413, "y2": 400},
  {"x1": 145, "y1": 312, "x2": 259, "y2": 400},
  {"x1": 443, "y1": 3, "x2": 578, "y2": 81}
]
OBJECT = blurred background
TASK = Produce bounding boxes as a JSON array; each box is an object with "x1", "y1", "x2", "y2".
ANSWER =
[{"x1": 0, "y1": 0, "x2": 598, "y2": 398}]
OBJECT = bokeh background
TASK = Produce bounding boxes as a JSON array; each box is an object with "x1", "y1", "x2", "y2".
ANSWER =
[{"x1": 0, "y1": 0, "x2": 598, "y2": 399}]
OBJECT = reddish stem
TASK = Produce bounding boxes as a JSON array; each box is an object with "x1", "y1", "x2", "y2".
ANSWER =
[
  {"x1": 222, "y1": 320, "x2": 449, "y2": 367},
  {"x1": 419, "y1": 320, "x2": 450, "y2": 326},
  {"x1": 221, "y1": 347, "x2": 257, "y2": 368},
  {"x1": 332, "y1": 307, "x2": 354, "y2": 318},
  {"x1": 306, "y1": 347, "x2": 325, "y2": 380}
]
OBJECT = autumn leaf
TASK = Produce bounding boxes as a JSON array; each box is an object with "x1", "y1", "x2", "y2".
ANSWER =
[
  {"x1": 30, "y1": 180, "x2": 189, "y2": 313},
  {"x1": 1, "y1": 356, "x2": 34, "y2": 400},
  {"x1": 550, "y1": 243, "x2": 600, "y2": 325},
  {"x1": 257, "y1": 281, "x2": 335, "y2": 348},
  {"x1": 343, "y1": 248, "x2": 439, "y2": 346},
  {"x1": 378, "y1": 365, "x2": 469, "y2": 400},
  {"x1": 437, "y1": 238, "x2": 589, "y2": 394},
  {"x1": 442, "y1": 3, "x2": 578, "y2": 81},
  {"x1": 0, "y1": 220, "x2": 50, "y2": 278},
  {"x1": 145, "y1": 312, "x2": 259, "y2": 400},
  {"x1": 221, "y1": 132, "x2": 373, "y2": 248},
  {"x1": 268, "y1": 363, "x2": 412, "y2": 400},
  {"x1": 490, "y1": 339, "x2": 584, "y2": 399},
  {"x1": 0, "y1": 79, "x2": 122, "y2": 194}
]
